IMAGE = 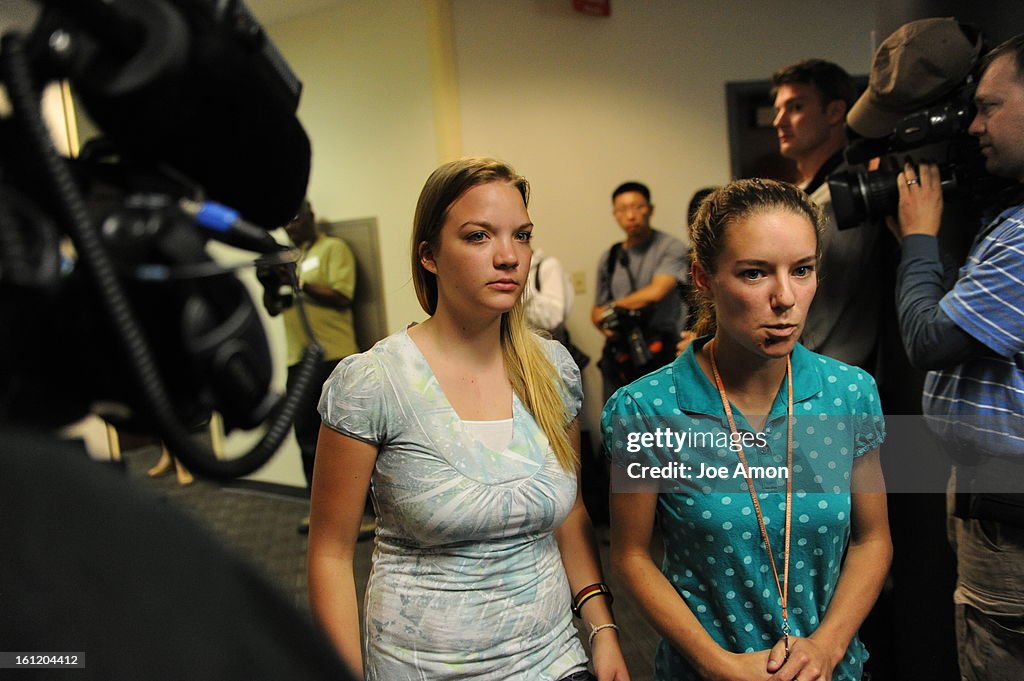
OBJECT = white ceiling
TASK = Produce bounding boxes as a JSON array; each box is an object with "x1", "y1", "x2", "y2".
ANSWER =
[{"x1": 244, "y1": 0, "x2": 342, "y2": 27}]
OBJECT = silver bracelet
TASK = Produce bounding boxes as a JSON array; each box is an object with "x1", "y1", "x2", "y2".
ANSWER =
[{"x1": 588, "y1": 622, "x2": 620, "y2": 648}]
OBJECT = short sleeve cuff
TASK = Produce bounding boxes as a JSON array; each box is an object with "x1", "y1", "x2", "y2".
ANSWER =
[
  {"x1": 545, "y1": 338, "x2": 583, "y2": 421},
  {"x1": 854, "y1": 416, "x2": 886, "y2": 457},
  {"x1": 318, "y1": 353, "x2": 386, "y2": 444}
]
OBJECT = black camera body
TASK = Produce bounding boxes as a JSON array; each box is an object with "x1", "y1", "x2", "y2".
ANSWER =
[
  {"x1": 599, "y1": 305, "x2": 652, "y2": 368},
  {"x1": 255, "y1": 261, "x2": 297, "y2": 316},
  {"x1": 826, "y1": 83, "x2": 998, "y2": 230},
  {"x1": 596, "y1": 303, "x2": 636, "y2": 333},
  {"x1": 0, "y1": 0, "x2": 322, "y2": 479},
  {"x1": 598, "y1": 305, "x2": 672, "y2": 384}
]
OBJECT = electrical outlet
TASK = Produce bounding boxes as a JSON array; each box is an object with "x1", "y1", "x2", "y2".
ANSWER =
[{"x1": 571, "y1": 271, "x2": 586, "y2": 295}]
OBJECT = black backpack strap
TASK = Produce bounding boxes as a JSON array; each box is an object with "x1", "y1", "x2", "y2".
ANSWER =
[
  {"x1": 606, "y1": 243, "x2": 623, "y2": 280},
  {"x1": 803, "y1": 150, "x2": 844, "y2": 195}
]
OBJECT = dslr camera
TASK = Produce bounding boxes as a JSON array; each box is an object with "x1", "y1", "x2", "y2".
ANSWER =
[{"x1": 598, "y1": 304, "x2": 669, "y2": 382}]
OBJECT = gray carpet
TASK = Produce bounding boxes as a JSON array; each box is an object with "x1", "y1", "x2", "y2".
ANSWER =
[{"x1": 124, "y1": 444, "x2": 659, "y2": 680}]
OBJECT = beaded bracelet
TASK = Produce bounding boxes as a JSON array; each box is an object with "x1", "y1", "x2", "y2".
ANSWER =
[
  {"x1": 571, "y1": 582, "x2": 613, "y2": 618},
  {"x1": 588, "y1": 622, "x2": 620, "y2": 648}
]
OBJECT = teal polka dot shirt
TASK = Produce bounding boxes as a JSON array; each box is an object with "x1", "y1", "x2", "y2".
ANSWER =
[{"x1": 602, "y1": 337, "x2": 885, "y2": 681}]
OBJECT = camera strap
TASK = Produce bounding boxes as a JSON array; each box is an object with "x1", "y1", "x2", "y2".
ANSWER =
[
  {"x1": 606, "y1": 243, "x2": 625, "y2": 285},
  {"x1": 607, "y1": 241, "x2": 645, "y2": 292},
  {"x1": 803, "y1": 150, "x2": 844, "y2": 196}
]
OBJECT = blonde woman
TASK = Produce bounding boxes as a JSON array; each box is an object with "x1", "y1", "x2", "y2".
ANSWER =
[{"x1": 308, "y1": 158, "x2": 629, "y2": 681}]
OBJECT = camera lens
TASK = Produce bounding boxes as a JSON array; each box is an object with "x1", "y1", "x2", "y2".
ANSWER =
[
  {"x1": 829, "y1": 164, "x2": 965, "y2": 229},
  {"x1": 828, "y1": 170, "x2": 898, "y2": 230},
  {"x1": 859, "y1": 170, "x2": 900, "y2": 225},
  {"x1": 599, "y1": 305, "x2": 619, "y2": 331}
]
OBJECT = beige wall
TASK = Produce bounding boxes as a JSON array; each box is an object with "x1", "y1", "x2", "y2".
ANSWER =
[
  {"x1": 448, "y1": 0, "x2": 878, "y2": 439},
  {"x1": 254, "y1": 0, "x2": 877, "y2": 484},
  {"x1": 238, "y1": 1, "x2": 445, "y2": 485},
  {"x1": 267, "y1": 1, "x2": 443, "y2": 333}
]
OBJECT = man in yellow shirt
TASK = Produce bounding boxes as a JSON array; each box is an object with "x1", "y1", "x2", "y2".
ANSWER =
[{"x1": 267, "y1": 199, "x2": 358, "y2": 533}]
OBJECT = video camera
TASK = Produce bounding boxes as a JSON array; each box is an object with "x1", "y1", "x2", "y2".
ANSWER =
[
  {"x1": 827, "y1": 83, "x2": 990, "y2": 230},
  {"x1": 825, "y1": 19, "x2": 1020, "y2": 231},
  {"x1": 0, "y1": 0, "x2": 323, "y2": 478}
]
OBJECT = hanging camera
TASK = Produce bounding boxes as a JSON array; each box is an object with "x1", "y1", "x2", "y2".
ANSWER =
[{"x1": 597, "y1": 304, "x2": 673, "y2": 385}]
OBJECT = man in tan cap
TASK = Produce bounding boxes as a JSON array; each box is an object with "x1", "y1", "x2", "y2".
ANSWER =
[
  {"x1": 847, "y1": 17, "x2": 982, "y2": 139},
  {"x1": 771, "y1": 59, "x2": 881, "y2": 370},
  {"x1": 889, "y1": 33, "x2": 1024, "y2": 681},
  {"x1": 845, "y1": 20, "x2": 986, "y2": 681}
]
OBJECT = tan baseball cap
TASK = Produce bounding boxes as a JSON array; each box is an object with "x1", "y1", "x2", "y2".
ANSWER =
[{"x1": 848, "y1": 18, "x2": 982, "y2": 139}]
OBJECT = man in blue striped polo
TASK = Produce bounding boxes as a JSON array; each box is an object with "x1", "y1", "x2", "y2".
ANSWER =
[{"x1": 888, "y1": 35, "x2": 1024, "y2": 681}]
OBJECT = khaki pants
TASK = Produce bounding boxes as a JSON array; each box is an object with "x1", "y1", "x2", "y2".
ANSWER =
[{"x1": 947, "y1": 470, "x2": 1024, "y2": 681}]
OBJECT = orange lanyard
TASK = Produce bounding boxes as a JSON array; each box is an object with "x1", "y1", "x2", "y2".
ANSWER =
[{"x1": 708, "y1": 342, "x2": 794, "y2": 652}]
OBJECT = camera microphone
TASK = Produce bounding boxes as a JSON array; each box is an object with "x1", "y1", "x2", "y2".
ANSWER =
[{"x1": 180, "y1": 199, "x2": 286, "y2": 255}]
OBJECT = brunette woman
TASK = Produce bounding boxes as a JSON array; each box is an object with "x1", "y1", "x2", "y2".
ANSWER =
[{"x1": 605, "y1": 179, "x2": 891, "y2": 681}]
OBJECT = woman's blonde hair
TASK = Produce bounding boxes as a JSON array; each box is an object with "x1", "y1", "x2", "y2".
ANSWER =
[
  {"x1": 411, "y1": 157, "x2": 577, "y2": 471},
  {"x1": 689, "y1": 178, "x2": 823, "y2": 337}
]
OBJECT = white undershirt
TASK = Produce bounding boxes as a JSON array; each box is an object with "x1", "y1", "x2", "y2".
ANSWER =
[{"x1": 462, "y1": 417, "x2": 514, "y2": 452}]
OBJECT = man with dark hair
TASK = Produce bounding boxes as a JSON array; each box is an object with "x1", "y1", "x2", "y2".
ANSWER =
[
  {"x1": 891, "y1": 34, "x2": 1024, "y2": 681},
  {"x1": 774, "y1": 59, "x2": 858, "y2": 123},
  {"x1": 592, "y1": 181, "x2": 689, "y2": 400},
  {"x1": 612, "y1": 181, "x2": 651, "y2": 204},
  {"x1": 772, "y1": 59, "x2": 857, "y2": 183},
  {"x1": 771, "y1": 59, "x2": 881, "y2": 369}
]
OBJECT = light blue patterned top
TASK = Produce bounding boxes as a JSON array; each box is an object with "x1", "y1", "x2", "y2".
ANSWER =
[
  {"x1": 602, "y1": 337, "x2": 885, "y2": 681},
  {"x1": 319, "y1": 328, "x2": 588, "y2": 681}
]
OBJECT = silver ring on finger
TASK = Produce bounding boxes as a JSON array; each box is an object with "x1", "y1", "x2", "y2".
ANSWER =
[{"x1": 906, "y1": 178, "x2": 920, "y2": 186}]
